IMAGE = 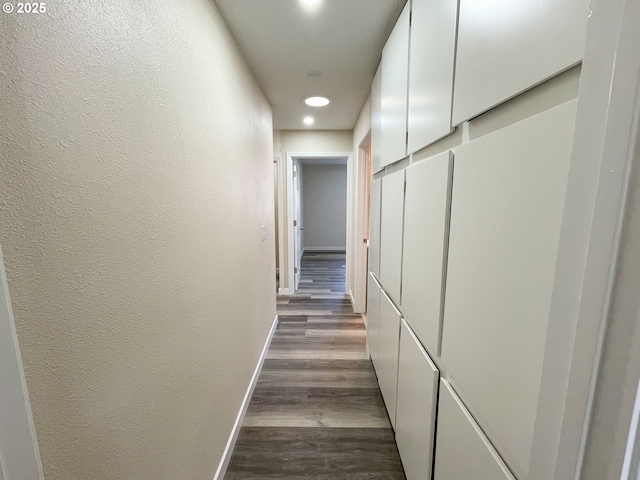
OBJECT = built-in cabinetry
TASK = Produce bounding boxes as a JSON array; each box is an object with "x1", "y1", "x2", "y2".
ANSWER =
[
  {"x1": 366, "y1": 272, "x2": 381, "y2": 363},
  {"x1": 395, "y1": 319, "x2": 439, "y2": 480},
  {"x1": 453, "y1": 0, "x2": 588, "y2": 124},
  {"x1": 407, "y1": 0, "x2": 458, "y2": 154},
  {"x1": 367, "y1": 0, "x2": 590, "y2": 478},
  {"x1": 369, "y1": 178, "x2": 382, "y2": 277},
  {"x1": 377, "y1": 289, "x2": 401, "y2": 429},
  {"x1": 379, "y1": 2, "x2": 410, "y2": 168},
  {"x1": 434, "y1": 380, "x2": 515, "y2": 480},
  {"x1": 379, "y1": 169, "x2": 404, "y2": 305},
  {"x1": 400, "y1": 151, "x2": 452, "y2": 356}
]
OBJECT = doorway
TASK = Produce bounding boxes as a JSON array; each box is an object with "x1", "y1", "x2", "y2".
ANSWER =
[{"x1": 279, "y1": 152, "x2": 352, "y2": 294}]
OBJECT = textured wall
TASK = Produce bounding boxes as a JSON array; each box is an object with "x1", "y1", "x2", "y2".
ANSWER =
[
  {"x1": 0, "y1": 1, "x2": 276, "y2": 479},
  {"x1": 302, "y1": 165, "x2": 348, "y2": 248}
]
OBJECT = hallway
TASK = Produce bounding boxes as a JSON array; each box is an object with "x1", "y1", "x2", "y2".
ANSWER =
[{"x1": 224, "y1": 252, "x2": 405, "y2": 479}]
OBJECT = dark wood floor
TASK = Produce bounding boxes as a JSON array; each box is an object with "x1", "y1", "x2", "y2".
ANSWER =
[{"x1": 224, "y1": 251, "x2": 406, "y2": 479}]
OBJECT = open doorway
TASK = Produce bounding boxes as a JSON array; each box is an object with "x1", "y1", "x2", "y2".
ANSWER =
[{"x1": 279, "y1": 152, "x2": 351, "y2": 294}]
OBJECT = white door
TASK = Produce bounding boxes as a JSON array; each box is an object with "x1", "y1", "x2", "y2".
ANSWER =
[{"x1": 293, "y1": 162, "x2": 303, "y2": 290}]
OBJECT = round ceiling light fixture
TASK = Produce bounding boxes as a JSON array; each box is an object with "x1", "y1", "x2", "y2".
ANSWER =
[
  {"x1": 304, "y1": 96, "x2": 331, "y2": 107},
  {"x1": 303, "y1": 116, "x2": 315, "y2": 126}
]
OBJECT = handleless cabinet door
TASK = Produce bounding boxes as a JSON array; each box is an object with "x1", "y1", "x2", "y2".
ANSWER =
[
  {"x1": 441, "y1": 100, "x2": 578, "y2": 478},
  {"x1": 371, "y1": 64, "x2": 383, "y2": 174},
  {"x1": 401, "y1": 151, "x2": 452, "y2": 356},
  {"x1": 395, "y1": 319, "x2": 439, "y2": 480},
  {"x1": 434, "y1": 380, "x2": 515, "y2": 480},
  {"x1": 407, "y1": 0, "x2": 458, "y2": 154},
  {"x1": 369, "y1": 178, "x2": 382, "y2": 277},
  {"x1": 377, "y1": 290, "x2": 401, "y2": 429},
  {"x1": 379, "y1": 169, "x2": 405, "y2": 305},
  {"x1": 366, "y1": 272, "x2": 381, "y2": 364},
  {"x1": 380, "y1": 2, "x2": 410, "y2": 167},
  {"x1": 452, "y1": 0, "x2": 589, "y2": 124}
]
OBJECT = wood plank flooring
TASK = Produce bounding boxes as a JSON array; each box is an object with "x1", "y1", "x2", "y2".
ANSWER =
[{"x1": 224, "y1": 251, "x2": 406, "y2": 479}]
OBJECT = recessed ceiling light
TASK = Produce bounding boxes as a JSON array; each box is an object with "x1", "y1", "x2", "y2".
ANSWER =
[
  {"x1": 303, "y1": 116, "x2": 314, "y2": 126},
  {"x1": 300, "y1": 0, "x2": 322, "y2": 13},
  {"x1": 304, "y1": 96, "x2": 331, "y2": 107}
]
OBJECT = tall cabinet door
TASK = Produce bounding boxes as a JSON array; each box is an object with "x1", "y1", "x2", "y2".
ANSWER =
[
  {"x1": 369, "y1": 178, "x2": 382, "y2": 278},
  {"x1": 452, "y1": 0, "x2": 588, "y2": 124},
  {"x1": 380, "y1": 2, "x2": 410, "y2": 168},
  {"x1": 407, "y1": 0, "x2": 458, "y2": 154},
  {"x1": 366, "y1": 272, "x2": 381, "y2": 364},
  {"x1": 371, "y1": 64, "x2": 383, "y2": 174},
  {"x1": 434, "y1": 380, "x2": 515, "y2": 480},
  {"x1": 395, "y1": 319, "x2": 439, "y2": 480},
  {"x1": 441, "y1": 101, "x2": 578, "y2": 478},
  {"x1": 379, "y1": 169, "x2": 405, "y2": 305},
  {"x1": 377, "y1": 290, "x2": 401, "y2": 429},
  {"x1": 401, "y1": 151, "x2": 452, "y2": 356}
]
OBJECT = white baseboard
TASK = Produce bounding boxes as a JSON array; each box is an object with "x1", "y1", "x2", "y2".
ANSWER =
[
  {"x1": 213, "y1": 314, "x2": 278, "y2": 480},
  {"x1": 278, "y1": 287, "x2": 293, "y2": 295},
  {"x1": 303, "y1": 246, "x2": 347, "y2": 252}
]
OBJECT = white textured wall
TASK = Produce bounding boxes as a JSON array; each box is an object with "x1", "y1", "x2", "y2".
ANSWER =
[
  {"x1": 302, "y1": 165, "x2": 348, "y2": 249},
  {"x1": 0, "y1": 2, "x2": 275, "y2": 480}
]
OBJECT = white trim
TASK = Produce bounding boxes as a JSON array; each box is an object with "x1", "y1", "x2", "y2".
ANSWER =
[
  {"x1": 0, "y1": 244, "x2": 44, "y2": 480},
  {"x1": 213, "y1": 314, "x2": 278, "y2": 480},
  {"x1": 550, "y1": 0, "x2": 640, "y2": 477},
  {"x1": 278, "y1": 287, "x2": 293, "y2": 295}
]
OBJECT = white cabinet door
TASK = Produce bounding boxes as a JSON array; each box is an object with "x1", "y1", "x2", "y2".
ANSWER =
[
  {"x1": 407, "y1": 0, "x2": 458, "y2": 154},
  {"x1": 434, "y1": 380, "x2": 515, "y2": 480},
  {"x1": 441, "y1": 100, "x2": 578, "y2": 478},
  {"x1": 377, "y1": 290, "x2": 401, "y2": 429},
  {"x1": 379, "y1": 169, "x2": 405, "y2": 305},
  {"x1": 401, "y1": 151, "x2": 452, "y2": 357},
  {"x1": 371, "y1": 64, "x2": 383, "y2": 174},
  {"x1": 396, "y1": 319, "x2": 439, "y2": 480},
  {"x1": 380, "y1": 2, "x2": 410, "y2": 167},
  {"x1": 366, "y1": 272, "x2": 381, "y2": 364},
  {"x1": 452, "y1": 0, "x2": 588, "y2": 124},
  {"x1": 369, "y1": 178, "x2": 382, "y2": 278}
]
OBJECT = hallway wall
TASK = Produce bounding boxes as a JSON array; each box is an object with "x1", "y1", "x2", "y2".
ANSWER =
[
  {"x1": 0, "y1": 2, "x2": 276, "y2": 480},
  {"x1": 302, "y1": 164, "x2": 348, "y2": 250}
]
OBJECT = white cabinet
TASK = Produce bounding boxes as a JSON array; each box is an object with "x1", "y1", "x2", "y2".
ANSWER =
[
  {"x1": 380, "y1": 2, "x2": 410, "y2": 167},
  {"x1": 377, "y1": 290, "x2": 401, "y2": 429},
  {"x1": 407, "y1": 0, "x2": 458, "y2": 154},
  {"x1": 396, "y1": 319, "x2": 439, "y2": 480},
  {"x1": 366, "y1": 272, "x2": 381, "y2": 364},
  {"x1": 441, "y1": 100, "x2": 578, "y2": 478},
  {"x1": 379, "y1": 169, "x2": 405, "y2": 305},
  {"x1": 452, "y1": 0, "x2": 588, "y2": 124},
  {"x1": 369, "y1": 178, "x2": 382, "y2": 277},
  {"x1": 401, "y1": 151, "x2": 452, "y2": 356},
  {"x1": 371, "y1": 64, "x2": 383, "y2": 174},
  {"x1": 434, "y1": 380, "x2": 515, "y2": 480}
]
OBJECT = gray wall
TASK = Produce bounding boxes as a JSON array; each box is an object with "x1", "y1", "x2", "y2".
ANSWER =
[{"x1": 302, "y1": 164, "x2": 348, "y2": 249}]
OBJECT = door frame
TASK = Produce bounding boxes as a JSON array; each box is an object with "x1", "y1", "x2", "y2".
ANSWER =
[
  {"x1": 0, "y1": 244, "x2": 44, "y2": 480},
  {"x1": 278, "y1": 151, "x2": 352, "y2": 294},
  {"x1": 350, "y1": 132, "x2": 372, "y2": 313},
  {"x1": 550, "y1": 0, "x2": 640, "y2": 477}
]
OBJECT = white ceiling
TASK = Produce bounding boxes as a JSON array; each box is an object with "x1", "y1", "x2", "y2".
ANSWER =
[{"x1": 214, "y1": 0, "x2": 406, "y2": 130}]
